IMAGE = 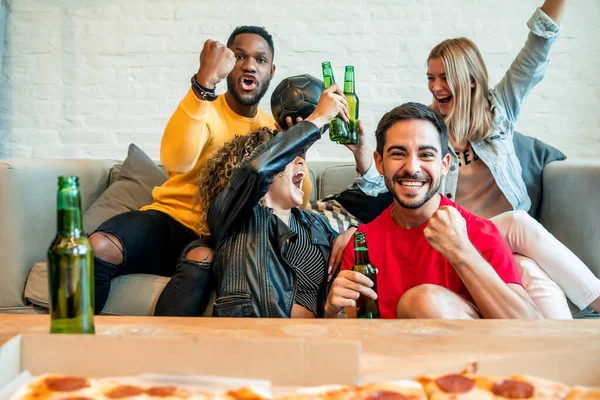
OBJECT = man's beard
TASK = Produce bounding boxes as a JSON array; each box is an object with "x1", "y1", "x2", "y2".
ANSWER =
[
  {"x1": 384, "y1": 170, "x2": 441, "y2": 210},
  {"x1": 227, "y1": 75, "x2": 271, "y2": 106}
]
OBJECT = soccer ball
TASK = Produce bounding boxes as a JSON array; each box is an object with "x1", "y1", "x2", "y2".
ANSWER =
[{"x1": 270, "y1": 74, "x2": 325, "y2": 130}]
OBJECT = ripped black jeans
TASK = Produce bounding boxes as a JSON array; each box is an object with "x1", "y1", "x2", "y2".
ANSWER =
[{"x1": 93, "y1": 210, "x2": 213, "y2": 316}]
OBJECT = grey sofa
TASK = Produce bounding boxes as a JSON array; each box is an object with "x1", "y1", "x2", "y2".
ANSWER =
[{"x1": 1, "y1": 158, "x2": 599, "y2": 316}]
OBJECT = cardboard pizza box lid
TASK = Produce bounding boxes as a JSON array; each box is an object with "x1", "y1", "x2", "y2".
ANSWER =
[
  {"x1": 0, "y1": 334, "x2": 361, "y2": 390},
  {"x1": 359, "y1": 346, "x2": 600, "y2": 386}
]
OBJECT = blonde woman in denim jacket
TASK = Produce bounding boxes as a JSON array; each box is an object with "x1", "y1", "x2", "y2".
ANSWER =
[{"x1": 338, "y1": 0, "x2": 600, "y2": 319}]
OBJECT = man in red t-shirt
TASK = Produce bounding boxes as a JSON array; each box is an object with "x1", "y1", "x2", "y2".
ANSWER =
[{"x1": 324, "y1": 103, "x2": 541, "y2": 319}]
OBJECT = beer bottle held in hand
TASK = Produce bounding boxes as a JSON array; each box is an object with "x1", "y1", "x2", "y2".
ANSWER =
[
  {"x1": 321, "y1": 61, "x2": 350, "y2": 143},
  {"x1": 352, "y1": 231, "x2": 380, "y2": 318},
  {"x1": 47, "y1": 176, "x2": 95, "y2": 334},
  {"x1": 341, "y1": 65, "x2": 359, "y2": 145}
]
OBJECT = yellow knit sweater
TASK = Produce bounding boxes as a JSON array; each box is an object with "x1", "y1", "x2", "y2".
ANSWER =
[{"x1": 142, "y1": 89, "x2": 312, "y2": 236}]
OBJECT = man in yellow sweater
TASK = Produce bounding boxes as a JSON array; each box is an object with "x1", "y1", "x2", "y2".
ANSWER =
[{"x1": 90, "y1": 26, "x2": 311, "y2": 316}]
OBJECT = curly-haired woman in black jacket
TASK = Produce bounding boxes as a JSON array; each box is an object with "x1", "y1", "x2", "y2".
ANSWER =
[{"x1": 196, "y1": 84, "x2": 348, "y2": 318}]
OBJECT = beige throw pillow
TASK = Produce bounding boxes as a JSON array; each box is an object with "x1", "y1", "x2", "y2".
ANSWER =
[{"x1": 83, "y1": 144, "x2": 167, "y2": 234}]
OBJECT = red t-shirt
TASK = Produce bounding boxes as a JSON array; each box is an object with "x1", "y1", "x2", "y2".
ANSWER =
[{"x1": 341, "y1": 196, "x2": 522, "y2": 319}]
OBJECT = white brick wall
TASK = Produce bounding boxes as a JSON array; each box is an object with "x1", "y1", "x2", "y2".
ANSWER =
[{"x1": 1, "y1": 0, "x2": 598, "y2": 162}]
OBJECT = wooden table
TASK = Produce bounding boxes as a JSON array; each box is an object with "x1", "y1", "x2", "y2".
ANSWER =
[{"x1": 1, "y1": 315, "x2": 599, "y2": 384}]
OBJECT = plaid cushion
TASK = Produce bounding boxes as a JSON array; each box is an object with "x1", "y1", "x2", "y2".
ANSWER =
[{"x1": 305, "y1": 199, "x2": 360, "y2": 234}]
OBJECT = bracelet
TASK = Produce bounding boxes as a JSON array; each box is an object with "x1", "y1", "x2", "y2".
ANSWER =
[{"x1": 191, "y1": 74, "x2": 218, "y2": 102}]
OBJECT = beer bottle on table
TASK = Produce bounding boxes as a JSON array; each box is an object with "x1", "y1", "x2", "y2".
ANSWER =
[
  {"x1": 47, "y1": 176, "x2": 95, "y2": 334},
  {"x1": 341, "y1": 65, "x2": 359, "y2": 145},
  {"x1": 321, "y1": 61, "x2": 350, "y2": 143},
  {"x1": 352, "y1": 231, "x2": 380, "y2": 319}
]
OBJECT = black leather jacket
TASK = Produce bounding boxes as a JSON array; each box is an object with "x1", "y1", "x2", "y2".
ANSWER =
[{"x1": 207, "y1": 121, "x2": 338, "y2": 318}]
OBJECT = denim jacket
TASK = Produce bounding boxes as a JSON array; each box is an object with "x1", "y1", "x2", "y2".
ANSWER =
[{"x1": 357, "y1": 8, "x2": 561, "y2": 212}]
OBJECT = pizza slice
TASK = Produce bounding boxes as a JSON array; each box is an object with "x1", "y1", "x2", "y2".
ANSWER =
[
  {"x1": 417, "y1": 373, "x2": 494, "y2": 399},
  {"x1": 565, "y1": 386, "x2": 600, "y2": 400},
  {"x1": 276, "y1": 384, "x2": 354, "y2": 400},
  {"x1": 279, "y1": 381, "x2": 426, "y2": 400},
  {"x1": 218, "y1": 386, "x2": 272, "y2": 400},
  {"x1": 354, "y1": 380, "x2": 427, "y2": 399},
  {"x1": 10, "y1": 373, "x2": 101, "y2": 400},
  {"x1": 475, "y1": 374, "x2": 571, "y2": 399},
  {"x1": 9, "y1": 373, "x2": 270, "y2": 400},
  {"x1": 99, "y1": 380, "x2": 205, "y2": 399}
]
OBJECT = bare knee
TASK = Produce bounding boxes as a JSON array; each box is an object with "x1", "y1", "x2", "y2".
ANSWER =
[
  {"x1": 184, "y1": 246, "x2": 214, "y2": 263},
  {"x1": 396, "y1": 284, "x2": 443, "y2": 319},
  {"x1": 89, "y1": 232, "x2": 123, "y2": 265},
  {"x1": 396, "y1": 284, "x2": 478, "y2": 319}
]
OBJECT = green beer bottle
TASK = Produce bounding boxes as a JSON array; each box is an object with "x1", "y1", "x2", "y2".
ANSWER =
[
  {"x1": 321, "y1": 61, "x2": 350, "y2": 143},
  {"x1": 47, "y1": 176, "x2": 95, "y2": 334},
  {"x1": 352, "y1": 231, "x2": 380, "y2": 319},
  {"x1": 341, "y1": 66, "x2": 359, "y2": 145}
]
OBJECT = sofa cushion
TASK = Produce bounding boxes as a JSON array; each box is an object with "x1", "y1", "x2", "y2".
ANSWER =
[
  {"x1": 318, "y1": 164, "x2": 356, "y2": 199},
  {"x1": 513, "y1": 132, "x2": 566, "y2": 220},
  {"x1": 25, "y1": 261, "x2": 170, "y2": 316},
  {"x1": 83, "y1": 144, "x2": 168, "y2": 234},
  {"x1": 305, "y1": 199, "x2": 360, "y2": 234},
  {"x1": 308, "y1": 168, "x2": 317, "y2": 201},
  {"x1": 24, "y1": 261, "x2": 215, "y2": 316},
  {"x1": 102, "y1": 273, "x2": 171, "y2": 316},
  {"x1": 23, "y1": 262, "x2": 50, "y2": 308}
]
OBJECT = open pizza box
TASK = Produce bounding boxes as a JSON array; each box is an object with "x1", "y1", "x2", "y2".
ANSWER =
[
  {"x1": 358, "y1": 347, "x2": 600, "y2": 386},
  {"x1": 0, "y1": 333, "x2": 361, "y2": 398},
  {"x1": 1, "y1": 331, "x2": 599, "y2": 398}
]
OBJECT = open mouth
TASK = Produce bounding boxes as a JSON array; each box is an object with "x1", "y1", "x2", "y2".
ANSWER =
[
  {"x1": 396, "y1": 180, "x2": 427, "y2": 194},
  {"x1": 437, "y1": 95, "x2": 452, "y2": 104},
  {"x1": 398, "y1": 181, "x2": 425, "y2": 187},
  {"x1": 292, "y1": 171, "x2": 304, "y2": 190},
  {"x1": 240, "y1": 75, "x2": 257, "y2": 91}
]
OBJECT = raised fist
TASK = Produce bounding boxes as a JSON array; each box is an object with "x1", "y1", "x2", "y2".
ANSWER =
[{"x1": 195, "y1": 40, "x2": 236, "y2": 89}]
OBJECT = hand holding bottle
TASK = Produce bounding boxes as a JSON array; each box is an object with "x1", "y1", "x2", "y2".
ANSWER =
[
  {"x1": 305, "y1": 84, "x2": 349, "y2": 130},
  {"x1": 325, "y1": 270, "x2": 377, "y2": 318}
]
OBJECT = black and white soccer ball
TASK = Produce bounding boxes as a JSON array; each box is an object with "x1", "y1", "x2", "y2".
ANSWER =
[{"x1": 270, "y1": 74, "x2": 326, "y2": 130}]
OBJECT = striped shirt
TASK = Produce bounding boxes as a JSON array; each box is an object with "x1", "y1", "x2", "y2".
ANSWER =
[{"x1": 283, "y1": 213, "x2": 327, "y2": 316}]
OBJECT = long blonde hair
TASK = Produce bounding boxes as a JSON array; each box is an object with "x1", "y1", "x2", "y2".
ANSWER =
[{"x1": 428, "y1": 37, "x2": 494, "y2": 144}]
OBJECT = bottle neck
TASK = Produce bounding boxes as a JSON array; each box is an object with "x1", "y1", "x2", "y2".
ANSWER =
[
  {"x1": 344, "y1": 81, "x2": 354, "y2": 93},
  {"x1": 344, "y1": 78, "x2": 355, "y2": 93},
  {"x1": 354, "y1": 246, "x2": 370, "y2": 265},
  {"x1": 344, "y1": 69, "x2": 355, "y2": 93},
  {"x1": 323, "y1": 72, "x2": 335, "y2": 88},
  {"x1": 56, "y1": 186, "x2": 83, "y2": 237}
]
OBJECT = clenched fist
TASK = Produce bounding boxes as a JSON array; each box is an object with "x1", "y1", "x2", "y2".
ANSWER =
[
  {"x1": 195, "y1": 40, "x2": 236, "y2": 89},
  {"x1": 423, "y1": 205, "x2": 473, "y2": 263}
]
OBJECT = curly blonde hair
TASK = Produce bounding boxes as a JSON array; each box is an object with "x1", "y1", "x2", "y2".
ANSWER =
[{"x1": 196, "y1": 127, "x2": 278, "y2": 234}]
